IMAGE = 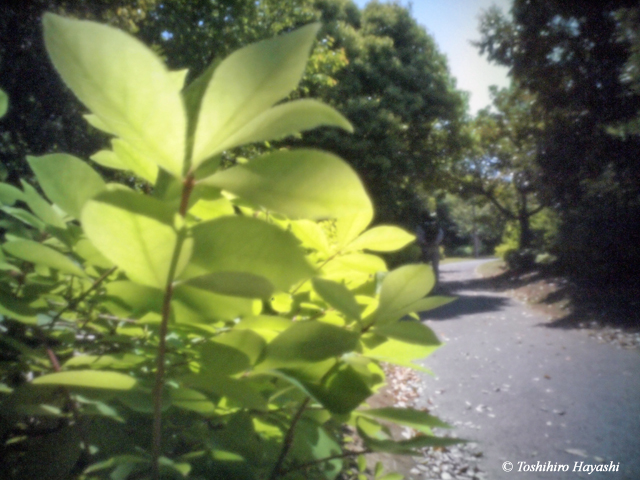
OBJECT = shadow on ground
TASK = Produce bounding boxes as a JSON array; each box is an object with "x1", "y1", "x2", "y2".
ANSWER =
[
  {"x1": 438, "y1": 264, "x2": 640, "y2": 331},
  {"x1": 424, "y1": 293, "x2": 510, "y2": 320}
]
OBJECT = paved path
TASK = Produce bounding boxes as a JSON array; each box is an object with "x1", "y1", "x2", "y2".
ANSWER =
[{"x1": 416, "y1": 260, "x2": 640, "y2": 479}]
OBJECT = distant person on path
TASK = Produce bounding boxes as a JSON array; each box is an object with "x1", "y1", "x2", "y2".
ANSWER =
[{"x1": 416, "y1": 213, "x2": 444, "y2": 287}]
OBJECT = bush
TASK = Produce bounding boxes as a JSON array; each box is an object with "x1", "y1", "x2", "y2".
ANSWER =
[
  {"x1": 504, "y1": 248, "x2": 536, "y2": 272},
  {"x1": 0, "y1": 15, "x2": 458, "y2": 480}
]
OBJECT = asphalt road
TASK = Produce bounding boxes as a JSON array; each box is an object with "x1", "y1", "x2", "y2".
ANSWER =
[{"x1": 416, "y1": 259, "x2": 640, "y2": 480}]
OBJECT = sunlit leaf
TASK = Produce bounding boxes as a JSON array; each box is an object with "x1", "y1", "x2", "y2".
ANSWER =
[
  {"x1": 186, "y1": 216, "x2": 314, "y2": 291},
  {"x1": 33, "y1": 370, "x2": 137, "y2": 390},
  {"x1": 369, "y1": 264, "x2": 435, "y2": 325},
  {"x1": 82, "y1": 190, "x2": 192, "y2": 288},
  {"x1": 375, "y1": 320, "x2": 441, "y2": 346},
  {"x1": 260, "y1": 321, "x2": 358, "y2": 368},
  {"x1": 290, "y1": 219, "x2": 330, "y2": 254},
  {"x1": 212, "y1": 99, "x2": 352, "y2": 153},
  {"x1": 170, "y1": 388, "x2": 216, "y2": 415},
  {"x1": 43, "y1": 13, "x2": 186, "y2": 177},
  {"x1": 28, "y1": 154, "x2": 105, "y2": 219},
  {"x1": 346, "y1": 226, "x2": 415, "y2": 252},
  {"x1": 312, "y1": 277, "x2": 361, "y2": 319},
  {"x1": 202, "y1": 149, "x2": 372, "y2": 219},
  {"x1": 191, "y1": 23, "x2": 320, "y2": 167}
]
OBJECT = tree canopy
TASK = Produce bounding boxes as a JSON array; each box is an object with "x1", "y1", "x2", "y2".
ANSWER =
[{"x1": 476, "y1": 0, "x2": 640, "y2": 281}]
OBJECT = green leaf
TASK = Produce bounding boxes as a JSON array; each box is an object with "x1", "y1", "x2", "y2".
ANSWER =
[
  {"x1": 376, "y1": 296, "x2": 455, "y2": 325},
  {"x1": 209, "y1": 329, "x2": 266, "y2": 366},
  {"x1": 358, "y1": 407, "x2": 450, "y2": 434},
  {"x1": 81, "y1": 190, "x2": 192, "y2": 289},
  {"x1": 290, "y1": 219, "x2": 330, "y2": 253},
  {"x1": 335, "y1": 211, "x2": 374, "y2": 249},
  {"x1": 370, "y1": 265, "x2": 434, "y2": 326},
  {"x1": 199, "y1": 340, "x2": 250, "y2": 376},
  {"x1": 312, "y1": 277, "x2": 361, "y2": 319},
  {"x1": 0, "y1": 87, "x2": 8, "y2": 118},
  {"x1": 43, "y1": 13, "x2": 186, "y2": 177},
  {"x1": 3, "y1": 240, "x2": 85, "y2": 277},
  {"x1": 211, "y1": 99, "x2": 353, "y2": 153},
  {"x1": 260, "y1": 321, "x2": 358, "y2": 368},
  {"x1": 170, "y1": 388, "x2": 216, "y2": 415},
  {"x1": 20, "y1": 180, "x2": 67, "y2": 228},
  {"x1": 63, "y1": 353, "x2": 146, "y2": 370},
  {"x1": 182, "y1": 271, "x2": 274, "y2": 299},
  {"x1": 1, "y1": 206, "x2": 46, "y2": 230},
  {"x1": 346, "y1": 226, "x2": 415, "y2": 252},
  {"x1": 290, "y1": 418, "x2": 342, "y2": 479},
  {"x1": 303, "y1": 364, "x2": 372, "y2": 414},
  {"x1": 0, "y1": 182, "x2": 24, "y2": 205},
  {"x1": 173, "y1": 285, "x2": 255, "y2": 324},
  {"x1": 186, "y1": 216, "x2": 313, "y2": 291},
  {"x1": 357, "y1": 421, "x2": 463, "y2": 454},
  {"x1": 90, "y1": 140, "x2": 159, "y2": 183},
  {"x1": 27, "y1": 154, "x2": 106, "y2": 219},
  {"x1": 361, "y1": 334, "x2": 439, "y2": 371},
  {"x1": 191, "y1": 23, "x2": 320, "y2": 167},
  {"x1": 32, "y1": 370, "x2": 137, "y2": 390},
  {"x1": 184, "y1": 372, "x2": 266, "y2": 410},
  {"x1": 375, "y1": 321, "x2": 441, "y2": 346},
  {"x1": 203, "y1": 149, "x2": 372, "y2": 219}
]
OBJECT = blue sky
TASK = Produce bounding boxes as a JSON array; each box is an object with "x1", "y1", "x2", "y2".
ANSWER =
[{"x1": 352, "y1": 0, "x2": 513, "y2": 114}]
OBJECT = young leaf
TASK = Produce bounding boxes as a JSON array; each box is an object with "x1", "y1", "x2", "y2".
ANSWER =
[
  {"x1": 43, "y1": 13, "x2": 186, "y2": 177},
  {"x1": 186, "y1": 216, "x2": 314, "y2": 291},
  {"x1": 346, "y1": 226, "x2": 415, "y2": 252},
  {"x1": 191, "y1": 23, "x2": 321, "y2": 167},
  {"x1": 27, "y1": 154, "x2": 105, "y2": 219},
  {"x1": 290, "y1": 219, "x2": 330, "y2": 254},
  {"x1": 3, "y1": 240, "x2": 85, "y2": 277},
  {"x1": 211, "y1": 99, "x2": 353, "y2": 153},
  {"x1": 32, "y1": 370, "x2": 137, "y2": 390},
  {"x1": 312, "y1": 277, "x2": 361, "y2": 319},
  {"x1": 369, "y1": 264, "x2": 435, "y2": 326},
  {"x1": 335, "y1": 211, "x2": 374, "y2": 249},
  {"x1": 170, "y1": 388, "x2": 216, "y2": 415},
  {"x1": 202, "y1": 149, "x2": 372, "y2": 219},
  {"x1": 82, "y1": 190, "x2": 192, "y2": 289}
]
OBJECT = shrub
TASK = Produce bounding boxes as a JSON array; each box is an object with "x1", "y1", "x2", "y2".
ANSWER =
[{"x1": 0, "y1": 15, "x2": 457, "y2": 480}]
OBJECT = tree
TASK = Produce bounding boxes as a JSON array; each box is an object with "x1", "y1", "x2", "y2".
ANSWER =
[
  {"x1": 476, "y1": 0, "x2": 640, "y2": 281},
  {"x1": 448, "y1": 85, "x2": 546, "y2": 251},
  {"x1": 0, "y1": 1, "x2": 157, "y2": 183},
  {"x1": 294, "y1": 0, "x2": 467, "y2": 226}
]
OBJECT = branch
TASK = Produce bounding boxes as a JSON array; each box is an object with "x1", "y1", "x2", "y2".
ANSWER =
[
  {"x1": 268, "y1": 397, "x2": 311, "y2": 480},
  {"x1": 279, "y1": 448, "x2": 373, "y2": 477},
  {"x1": 49, "y1": 265, "x2": 117, "y2": 330},
  {"x1": 151, "y1": 173, "x2": 195, "y2": 480}
]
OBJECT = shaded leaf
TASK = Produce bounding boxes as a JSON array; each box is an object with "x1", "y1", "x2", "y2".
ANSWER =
[
  {"x1": 358, "y1": 407, "x2": 450, "y2": 434},
  {"x1": 0, "y1": 182, "x2": 24, "y2": 205},
  {"x1": 3, "y1": 240, "x2": 85, "y2": 277},
  {"x1": 182, "y1": 271, "x2": 273, "y2": 299}
]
